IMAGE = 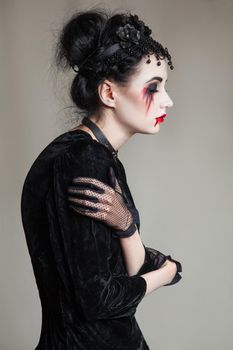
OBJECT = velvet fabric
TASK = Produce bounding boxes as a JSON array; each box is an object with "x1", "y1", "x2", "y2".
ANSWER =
[{"x1": 20, "y1": 129, "x2": 182, "y2": 350}]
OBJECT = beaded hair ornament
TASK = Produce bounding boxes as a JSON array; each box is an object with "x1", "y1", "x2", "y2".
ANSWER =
[{"x1": 72, "y1": 14, "x2": 174, "y2": 73}]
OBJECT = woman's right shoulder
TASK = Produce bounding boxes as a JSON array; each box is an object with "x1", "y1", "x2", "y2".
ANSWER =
[
  {"x1": 52, "y1": 134, "x2": 116, "y2": 188},
  {"x1": 57, "y1": 135, "x2": 112, "y2": 162}
]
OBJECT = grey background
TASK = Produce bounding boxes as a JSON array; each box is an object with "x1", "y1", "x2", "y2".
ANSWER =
[{"x1": 1, "y1": 0, "x2": 233, "y2": 349}]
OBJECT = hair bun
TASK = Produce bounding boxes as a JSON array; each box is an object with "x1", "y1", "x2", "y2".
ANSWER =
[{"x1": 55, "y1": 10, "x2": 107, "y2": 70}]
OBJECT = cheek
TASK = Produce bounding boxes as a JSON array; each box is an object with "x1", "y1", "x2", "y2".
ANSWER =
[
  {"x1": 116, "y1": 95, "x2": 144, "y2": 125},
  {"x1": 120, "y1": 92, "x2": 145, "y2": 117},
  {"x1": 142, "y1": 87, "x2": 156, "y2": 115},
  {"x1": 117, "y1": 89, "x2": 156, "y2": 126}
]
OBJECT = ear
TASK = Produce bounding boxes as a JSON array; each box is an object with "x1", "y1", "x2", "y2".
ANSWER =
[{"x1": 98, "y1": 79, "x2": 116, "y2": 108}]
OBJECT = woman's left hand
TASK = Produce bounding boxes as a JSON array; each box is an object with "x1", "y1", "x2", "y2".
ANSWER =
[{"x1": 67, "y1": 166, "x2": 140, "y2": 237}]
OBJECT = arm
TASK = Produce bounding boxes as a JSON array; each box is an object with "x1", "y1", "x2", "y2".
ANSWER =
[
  {"x1": 65, "y1": 152, "x2": 182, "y2": 286},
  {"x1": 115, "y1": 159, "x2": 182, "y2": 285},
  {"x1": 119, "y1": 226, "x2": 146, "y2": 276},
  {"x1": 51, "y1": 142, "x2": 148, "y2": 321},
  {"x1": 141, "y1": 261, "x2": 178, "y2": 296},
  {"x1": 119, "y1": 229, "x2": 178, "y2": 295},
  {"x1": 119, "y1": 226, "x2": 182, "y2": 286}
]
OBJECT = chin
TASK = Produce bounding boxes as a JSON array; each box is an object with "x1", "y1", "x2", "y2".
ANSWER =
[
  {"x1": 138, "y1": 124, "x2": 160, "y2": 135},
  {"x1": 148, "y1": 122, "x2": 160, "y2": 134}
]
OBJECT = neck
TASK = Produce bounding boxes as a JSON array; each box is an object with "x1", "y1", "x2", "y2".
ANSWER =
[{"x1": 88, "y1": 111, "x2": 133, "y2": 152}]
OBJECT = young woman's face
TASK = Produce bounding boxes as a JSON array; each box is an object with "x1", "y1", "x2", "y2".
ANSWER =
[{"x1": 114, "y1": 54, "x2": 174, "y2": 134}]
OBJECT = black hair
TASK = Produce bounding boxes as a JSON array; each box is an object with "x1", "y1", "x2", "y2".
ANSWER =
[{"x1": 54, "y1": 8, "x2": 172, "y2": 117}]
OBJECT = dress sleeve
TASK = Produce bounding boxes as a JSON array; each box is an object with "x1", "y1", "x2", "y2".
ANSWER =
[
  {"x1": 137, "y1": 243, "x2": 182, "y2": 286},
  {"x1": 51, "y1": 141, "x2": 147, "y2": 321}
]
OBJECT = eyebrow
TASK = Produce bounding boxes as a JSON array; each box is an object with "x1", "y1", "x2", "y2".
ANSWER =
[{"x1": 145, "y1": 76, "x2": 168, "y2": 84}]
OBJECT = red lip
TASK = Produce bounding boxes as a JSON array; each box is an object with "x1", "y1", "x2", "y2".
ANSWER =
[
  {"x1": 158, "y1": 113, "x2": 166, "y2": 119},
  {"x1": 154, "y1": 114, "x2": 166, "y2": 126}
]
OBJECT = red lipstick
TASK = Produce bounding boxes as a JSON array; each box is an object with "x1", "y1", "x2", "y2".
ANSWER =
[{"x1": 154, "y1": 114, "x2": 166, "y2": 127}]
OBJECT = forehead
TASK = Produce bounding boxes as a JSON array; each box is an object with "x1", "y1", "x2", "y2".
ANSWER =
[{"x1": 132, "y1": 54, "x2": 168, "y2": 85}]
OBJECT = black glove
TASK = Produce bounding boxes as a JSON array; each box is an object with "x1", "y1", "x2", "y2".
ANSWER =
[
  {"x1": 137, "y1": 245, "x2": 182, "y2": 286},
  {"x1": 67, "y1": 166, "x2": 139, "y2": 238}
]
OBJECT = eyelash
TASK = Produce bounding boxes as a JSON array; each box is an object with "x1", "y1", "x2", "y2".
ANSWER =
[
  {"x1": 147, "y1": 83, "x2": 159, "y2": 94},
  {"x1": 147, "y1": 84, "x2": 169, "y2": 94}
]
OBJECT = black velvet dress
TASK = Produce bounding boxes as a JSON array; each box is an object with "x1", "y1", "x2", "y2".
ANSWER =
[{"x1": 20, "y1": 129, "x2": 182, "y2": 350}]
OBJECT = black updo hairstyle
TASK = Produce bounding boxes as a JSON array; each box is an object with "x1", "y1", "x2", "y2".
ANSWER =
[{"x1": 54, "y1": 8, "x2": 173, "y2": 117}]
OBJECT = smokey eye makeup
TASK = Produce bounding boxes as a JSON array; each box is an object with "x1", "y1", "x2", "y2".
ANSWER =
[
  {"x1": 142, "y1": 83, "x2": 159, "y2": 114},
  {"x1": 147, "y1": 83, "x2": 159, "y2": 94}
]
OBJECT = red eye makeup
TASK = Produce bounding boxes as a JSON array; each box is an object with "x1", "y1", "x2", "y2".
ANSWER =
[{"x1": 142, "y1": 83, "x2": 158, "y2": 114}]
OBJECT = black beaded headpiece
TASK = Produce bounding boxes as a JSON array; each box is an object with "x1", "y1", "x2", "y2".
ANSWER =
[{"x1": 72, "y1": 14, "x2": 174, "y2": 74}]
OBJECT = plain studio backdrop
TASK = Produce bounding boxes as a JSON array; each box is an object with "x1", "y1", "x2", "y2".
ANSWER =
[{"x1": 1, "y1": 0, "x2": 233, "y2": 349}]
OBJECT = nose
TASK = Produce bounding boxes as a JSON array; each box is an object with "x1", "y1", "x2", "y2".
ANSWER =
[
  {"x1": 161, "y1": 91, "x2": 174, "y2": 108},
  {"x1": 167, "y1": 96, "x2": 174, "y2": 108}
]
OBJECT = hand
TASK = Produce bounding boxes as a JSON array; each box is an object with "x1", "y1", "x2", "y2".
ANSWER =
[
  {"x1": 160, "y1": 259, "x2": 170, "y2": 268},
  {"x1": 165, "y1": 255, "x2": 182, "y2": 273},
  {"x1": 137, "y1": 246, "x2": 182, "y2": 285},
  {"x1": 67, "y1": 166, "x2": 139, "y2": 237},
  {"x1": 163, "y1": 255, "x2": 183, "y2": 286},
  {"x1": 163, "y1": 258, "x2": 177, "y2": 270},
  {"x1": 163, "y1": 259, "x2": 178, "y2": 285}
]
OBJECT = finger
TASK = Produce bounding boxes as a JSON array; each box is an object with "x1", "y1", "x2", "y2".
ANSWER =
[
  {"x1": 67, "y1": 196, "x2": 108, "y2": 213},
  {"x1": 68, "y1": 204, "x2": 106, "y2": 221},
  {"x1": 114, "y1": 176, "x2": 123, "y2": 194},
  {"x1": 67, "y1": 188, "x2": 109, "y2": 206},
  {"x1": 72, "y1": 177, "x2": 110, "y2": 193},
  {"x1": 68, "y1": 193, "x2": 100, "y2": 203},
  {"x1": 68, "y1": 204, "x2": 98, "y2": 217},
  {"x1": 67, "y1": 196, "x2": 100, "y2": 208},
  {"x1": 71, "y1": 178, "x2": 105, "y2": 192},
  {"x1": 67, "y1": 187, "x2": 104, "y2": 200},
  {"x1": 108, "y1": 166, "x2": 116, "y2": 188},
  {"x1": 68, "y1": 183, "x2": 105, "y2": 194}
]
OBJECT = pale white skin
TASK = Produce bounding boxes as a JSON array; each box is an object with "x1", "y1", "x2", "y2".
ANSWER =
[{"x1": 71, "y1": 53, "x2": 174, "y2": 151}]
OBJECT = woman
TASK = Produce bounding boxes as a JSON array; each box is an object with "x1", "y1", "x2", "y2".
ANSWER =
[{"x1": 21, "y1": 9, "x2": 182, "y2": 350}]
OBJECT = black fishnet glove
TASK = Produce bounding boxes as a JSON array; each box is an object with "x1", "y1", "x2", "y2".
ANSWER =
[
  {"x1": 163, "y1": 254, "x2": 182, "y2": 286},
  {"x1": 137, "y1": 247, "x2": 168, "y2": 275},
  {"x1": 137, "y1": 245, "x2": 182, "y2": 286},
  {"x1": 67, "y1": 166, "x2": 139, "y2": 238}
]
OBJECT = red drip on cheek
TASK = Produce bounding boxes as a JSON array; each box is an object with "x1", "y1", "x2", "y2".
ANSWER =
[{"x1": 142, "y1": 87, "x2": 154, "y2": 115}]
